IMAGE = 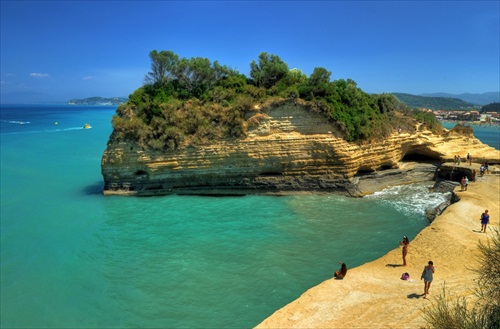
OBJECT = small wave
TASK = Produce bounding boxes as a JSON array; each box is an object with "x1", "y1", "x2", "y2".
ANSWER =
[
  {"x1": 1, "y1": 119, "x2": 31, "y2": 124},
  {"x1": 365, "y1": 183, "x2": 449, "y2": 217}
]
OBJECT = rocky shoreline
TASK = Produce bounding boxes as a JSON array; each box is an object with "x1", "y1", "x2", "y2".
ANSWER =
[{"x1": 256, "y1": 171, "x2": 500, "y2": 328}]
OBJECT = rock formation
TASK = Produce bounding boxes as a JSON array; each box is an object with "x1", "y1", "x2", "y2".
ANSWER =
[{"x1": 101, "y1": 102, "x2": 499, "y2": 196}]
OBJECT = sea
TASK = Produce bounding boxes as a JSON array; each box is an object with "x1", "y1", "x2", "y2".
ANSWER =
[
  {"x1": 440, "y1": 121, "x2": 500, "y2": 150},
  {"x1": 1, "y1": 105, "x2": 498, "y2": 328}
]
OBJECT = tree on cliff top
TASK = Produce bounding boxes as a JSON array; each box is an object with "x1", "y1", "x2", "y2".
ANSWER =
[
  {"x1": 144, "y1": 50, "x2": 179, "y2": 87},
  {"x1": 111, "y1": 50, "x2": 425, "y2": 150},
  {"x1": 249, "y1": 52, "x2": 289, "y2": 89},
  {"x1": 143, "y1": 50, "x2": 238, "y2": 99}
]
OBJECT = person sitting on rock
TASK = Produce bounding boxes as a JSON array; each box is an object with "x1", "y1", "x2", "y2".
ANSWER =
[{"x1": 334, "y1": 262, "x2": 347, "y2": 279}]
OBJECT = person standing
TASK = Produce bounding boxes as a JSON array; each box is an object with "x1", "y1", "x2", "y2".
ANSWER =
[
  {"x1": 480, "y1": 210, "x2": 490, "y2": 233},
  {"x1": 421, "y1": 261, "x2": 435, "y2": 298},
  {"x1": 461, "y1": 177, "x2": 466, "y2": 191},
  {"x1": 465, "y1": 176, "x2": 469, "y2": 191},
  {"x1": 399, "y1": 236, "x2": 409, "y2": 266}
]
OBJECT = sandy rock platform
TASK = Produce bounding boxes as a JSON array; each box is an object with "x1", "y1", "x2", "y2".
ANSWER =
[{"x1": 257, "y1": 170, "x2": 499, "y2": 329}]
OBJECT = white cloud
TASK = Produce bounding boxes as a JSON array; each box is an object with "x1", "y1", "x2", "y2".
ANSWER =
[{"x1": 30, "y1": 73, "x2": 49, "y2": 78}]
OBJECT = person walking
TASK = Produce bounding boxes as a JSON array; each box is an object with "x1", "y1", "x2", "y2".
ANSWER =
[
  {"x1": 399, "y1": 236, "x2": 409, "y2": 266},
  {"x1": 421, "y1": 261, "x2": 435, "y2": 298},
  {"x1": 480, "y1": 210, "x2": 490, "y2": 233},
  {"x1": 465, "y1": 176, "x2": 469, "y2": 191}
]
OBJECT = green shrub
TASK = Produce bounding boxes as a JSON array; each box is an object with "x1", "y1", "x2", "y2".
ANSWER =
[
  {"x1": 111, "y1": 116, "x2": 148, "y2": 143},
  {"x1": 110, "y1": 50, "x2": 423, "y2": 149},
  {"x1": 414, "y1": 111, "x2": 444, "y2": 134}
]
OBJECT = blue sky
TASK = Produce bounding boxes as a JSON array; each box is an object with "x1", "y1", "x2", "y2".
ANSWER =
[{"x1": 1, "y1": 1, "x2": 499, "y2": 103}]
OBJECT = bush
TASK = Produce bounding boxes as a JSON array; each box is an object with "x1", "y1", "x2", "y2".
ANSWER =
[
  {"x1": 111, "y1": 116, "x2": 148, "y2": 144},
  {"x1": 414, "y1": 111, "x2": 444, "y2": 134},
  {"x1": 110, "y1": 50, "x2": 425, "y2": 149}
]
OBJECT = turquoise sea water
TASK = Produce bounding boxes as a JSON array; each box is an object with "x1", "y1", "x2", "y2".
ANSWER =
[{"x1": 0, "y1": 105, "x2": 495, "y2": 328}]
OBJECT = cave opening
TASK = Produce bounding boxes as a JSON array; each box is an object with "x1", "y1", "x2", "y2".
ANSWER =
[
  {"x1": 377, "y1": 165, "x2": 393, "y2": 170},
  {"x1": 355, "y1": 166, "x2": 375, "y2": 177},
  {"x1": 402, "y1": 151, "x2": 440, "y2": 163},
  {"x1": 259, "y1": 171, "x2": 283, "y2": 176}
]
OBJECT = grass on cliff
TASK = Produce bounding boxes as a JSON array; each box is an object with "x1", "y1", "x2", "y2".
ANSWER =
[
  {"x1": 422, "y1": 228, "x2": 500, "y2": 329},
  {"x1": 110, "y1": 50, "x2": 443, "y2": 151}
]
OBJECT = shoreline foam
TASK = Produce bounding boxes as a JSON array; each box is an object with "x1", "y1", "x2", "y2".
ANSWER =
[{"x1": 256, "y1": 170, "x2": 499, "y2": 328}]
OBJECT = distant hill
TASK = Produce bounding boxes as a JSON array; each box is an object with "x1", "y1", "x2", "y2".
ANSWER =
[
  {"x1": 420, "y1": 92, "x2": 499, "y2": 105},
  {"x1": 391, "y1": 93, "x2": 477, "y2": 110},
  {"x1": 67, "y1": 96, "x2": 127, "y2": 106},
  {"x1": 481, "y1": 102, "x2": 500, "y2": 113}
]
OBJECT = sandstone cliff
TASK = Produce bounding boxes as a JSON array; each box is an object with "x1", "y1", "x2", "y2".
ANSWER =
[{"x1": 101, "y1": 102, "x2": 499, "y2": 196}]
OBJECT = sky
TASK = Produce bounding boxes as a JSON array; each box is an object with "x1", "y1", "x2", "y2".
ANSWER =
[{"x1": 1, "y1": 0, "x2": 499, "y2": 104}]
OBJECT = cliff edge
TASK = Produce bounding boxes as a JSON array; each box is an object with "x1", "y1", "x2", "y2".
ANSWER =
[
  {"x1": 256, "y1": 173, "x2": 500, "y2": 329},
  {"x1": 101, "y1": 101, "x2": 499, "y2": 196}
]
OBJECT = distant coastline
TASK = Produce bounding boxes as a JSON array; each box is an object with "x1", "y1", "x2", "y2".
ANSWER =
[{"x1": 67, "y1": 96, "x2": 127, "y2": 106}]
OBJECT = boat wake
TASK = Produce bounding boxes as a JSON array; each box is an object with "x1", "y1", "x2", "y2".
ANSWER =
[
  {"x1": 1, "y1": 126, "x2": 89, "y2": 135},
  {"x1": 1, "y1": 119, "x2": 31, "y2": 124}
]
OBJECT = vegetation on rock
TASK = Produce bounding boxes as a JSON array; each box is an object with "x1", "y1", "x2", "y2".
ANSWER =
[{"x1": 110, "y1": 50, "x2": 442, "y2": 150}]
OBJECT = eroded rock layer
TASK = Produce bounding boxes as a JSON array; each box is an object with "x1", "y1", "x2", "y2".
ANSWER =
[{"x1": 101, "y1": 103, "x2": 499, "y2": 196}]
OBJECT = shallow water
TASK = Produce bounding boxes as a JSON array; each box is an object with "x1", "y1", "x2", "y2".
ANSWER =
[{"x1": 0, "y1": 105, "x2": 466, "y2": 328}]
